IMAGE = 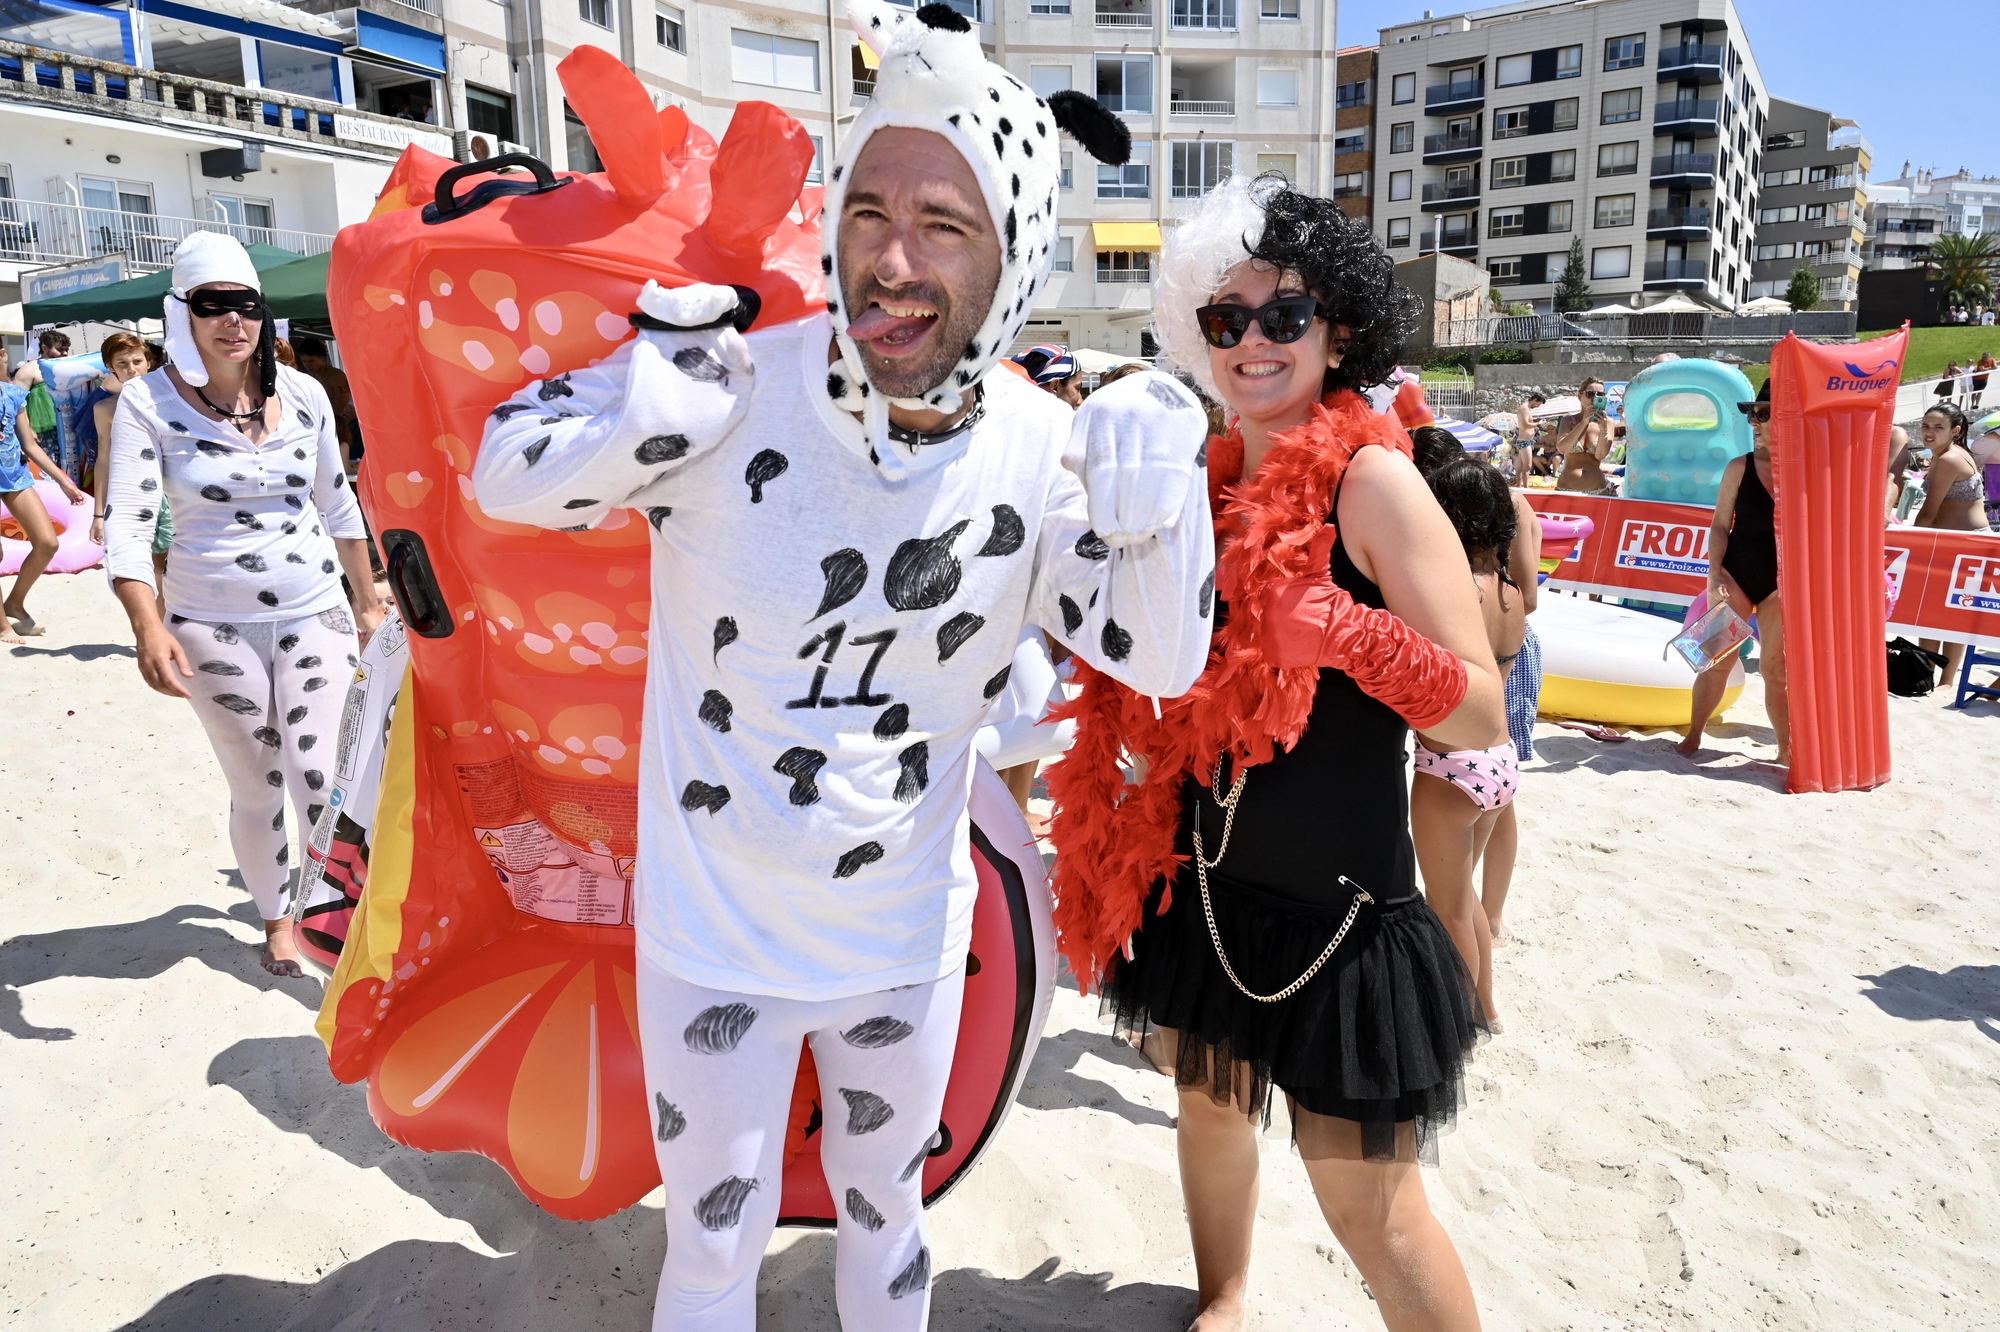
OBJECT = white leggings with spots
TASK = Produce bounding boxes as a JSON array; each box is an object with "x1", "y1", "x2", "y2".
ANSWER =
[
  {"x1": 169, "y1": 608, "x2": 358, "y2": 921},
  {"x1": 637, "y1": 954, "x2": 966, "y2": 1332}
]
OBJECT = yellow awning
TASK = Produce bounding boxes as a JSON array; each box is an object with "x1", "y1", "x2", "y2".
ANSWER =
[
  {"x1": 1092, "y1": 222, "x2": 1164, "y2": 250},
  {"x1": 856, "y1": 42, "x2": 880, "y2": 69}
]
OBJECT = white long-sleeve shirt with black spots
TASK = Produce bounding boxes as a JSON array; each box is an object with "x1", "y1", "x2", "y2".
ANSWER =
[
  {"x1": 104, "y1": 365, "x2": 366, "y2": 623},
  {"x1": 475, "y1": 312, "x2": 1213, "y2": 1001}
]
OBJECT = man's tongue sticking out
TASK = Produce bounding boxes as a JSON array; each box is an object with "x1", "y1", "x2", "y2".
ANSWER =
[{"x1": 846, "y1": 298, "x2": 940, "y2": 358}]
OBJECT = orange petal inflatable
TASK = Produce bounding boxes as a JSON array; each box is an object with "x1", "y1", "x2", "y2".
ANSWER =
[{"x1": 318, "y1": 52, "x2": 1056, "y2": 1222}]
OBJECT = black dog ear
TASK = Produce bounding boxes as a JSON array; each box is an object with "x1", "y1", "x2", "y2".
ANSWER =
[
  {"x1": 915, "y1": 2, "x2": 972, "y2": 32},
  {"x1": 1047, "y1": 91, "x2": 1131, "y2": 166}
]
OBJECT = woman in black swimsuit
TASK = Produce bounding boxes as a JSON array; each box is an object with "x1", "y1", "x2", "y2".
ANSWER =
[{"x1": 1679, "y1": 379, "x2": 1790, "y2": 763}]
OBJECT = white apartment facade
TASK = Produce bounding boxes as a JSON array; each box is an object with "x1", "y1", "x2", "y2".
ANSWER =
[
  {"x1": 1370, "y1": 0, "x2": 1767, "y2": 311},
  {"x1": 1865, "y1": 166, "x2": 2000, "y2": 271}
]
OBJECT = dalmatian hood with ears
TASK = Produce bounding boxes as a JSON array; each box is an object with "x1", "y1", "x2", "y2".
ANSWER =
[{"x1": 823, "y1": 0, "x2": 1131, "y2": 477}]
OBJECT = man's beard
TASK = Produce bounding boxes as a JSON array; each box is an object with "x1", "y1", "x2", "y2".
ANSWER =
[{"x1": 838, "y1": 271, "x2": 992, "y2": 402}]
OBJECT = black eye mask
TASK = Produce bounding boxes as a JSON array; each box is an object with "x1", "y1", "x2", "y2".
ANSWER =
[{"x1": 185, "y1": 289, "x2": 270, "y2": 321}]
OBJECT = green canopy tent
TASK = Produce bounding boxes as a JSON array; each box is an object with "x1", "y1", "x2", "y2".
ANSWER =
[{"x1": 23, "y1": 243, "x2": 330, "y2": 327}]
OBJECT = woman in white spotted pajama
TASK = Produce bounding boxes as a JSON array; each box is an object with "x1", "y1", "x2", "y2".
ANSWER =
[{"x1": 104, "y1": 233, "x2": 385, "y2": 977}]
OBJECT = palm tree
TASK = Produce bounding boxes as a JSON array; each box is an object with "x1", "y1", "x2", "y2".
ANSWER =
[{"x1": 1925, "y1": 232, "x2": 2000, "y2": 312}]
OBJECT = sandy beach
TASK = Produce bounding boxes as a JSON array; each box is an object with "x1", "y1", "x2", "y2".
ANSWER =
[{"x1": 4, "y1": 569, "x2": 1998, "y2": 1331}]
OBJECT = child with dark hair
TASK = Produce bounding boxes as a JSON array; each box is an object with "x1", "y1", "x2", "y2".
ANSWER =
[{"x1": 1409, "y1": 456, "x2": 1526, "y2": 1034}]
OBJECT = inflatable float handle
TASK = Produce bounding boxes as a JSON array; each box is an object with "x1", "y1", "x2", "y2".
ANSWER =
[{"x1": 423, "y1": 154, "x2": 571, "y2": 225}]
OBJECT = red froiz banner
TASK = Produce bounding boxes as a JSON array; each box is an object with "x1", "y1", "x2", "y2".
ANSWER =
[{"x1": 1521, "y1": 490, "x2": 2000, "y2": 648}]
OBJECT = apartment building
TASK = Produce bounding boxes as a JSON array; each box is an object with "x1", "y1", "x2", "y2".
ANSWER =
[
  {"x1": 1746, "y1": 99, "x2": 1867, "y2": 309},
  {"x1": 1370, "y1": 0, "x2": 1767, "y2": 312},
  {"x1": 1865, "y1": 166, "x2": 2000, "y2": 270},
  {"x1": 1334, "y1": 45, "x2": 1376, "y2": 225}
]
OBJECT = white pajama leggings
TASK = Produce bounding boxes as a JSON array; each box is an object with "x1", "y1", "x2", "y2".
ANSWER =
[
  {"x1": 637, "y1": 954, "x2": 966, "y2": 1332},
  {"x1": 168, "y1": 609, "x2": 359, "y2": 921}
]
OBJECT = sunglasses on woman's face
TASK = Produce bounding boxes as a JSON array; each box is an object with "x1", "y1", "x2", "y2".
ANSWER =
[
  {"x1": 1737, "y1": 402, "x2": 1771, "y2": 424},
  {"x1": 1195, "y1": 295, "x2": 1326, "y2": 349},
  {"x1": 185, "y1": 289, "x2": 269, "y2": 321}
]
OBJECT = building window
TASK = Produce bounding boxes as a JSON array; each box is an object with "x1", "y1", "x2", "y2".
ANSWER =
[
  {"x1": 1096, "y1": 55, "x2": 1154, "y2": 114},
  {"x1": 1097, "y1": 249, "x2": 1153, "y2": 283},
  {"x1": 1388, "y1": 170, "x2": 1412, "y2": 201},
  {"x1": 1555, "y1": 44, "x2": 1581, "y2": 78},
  {"x1": 1495, "y1": 54, "x2": 1531, "y2": 87},
  {"x1": 731, "y1": 30, "x2": 820, "y2": 92},
  {"x1": 1547, "y1": 200, "x2": 1574, "y2": 231},
  {"x1": 1334, "y1": 171, "x2": 1367, "y2": 197},
  {"x1": 1386, "y1": 217, "x2": 1411, "y2": 248},
  {"x1": 1053, "y1": 236, "x2": 1073, "y2": 272},
  {"x1": 1489, "y1": 257, "x2": 1522, "y2": 283},
  {"x1": 1549, "y1": 149, "x2": 1576, "y2": 182},
  {"x1": 804, "y1": 135, "x2": 824, "y2": 184},
  {"x1": 209, "y1": 193, "x2": 275, "y2": 240},
  {"x1": 1258, "y1": 69, "x2": 1299, "y2": 106},
  {"x1": 1030, "y1": 0, "x2": 1070, "y2": 11},
  {"x1": 1171, "y1": 140, "x2": 1234, "y2": 198},
  {"x1": 1755, "y1": 241, "x2": 1798, "y2": 261},
  {"x1": 564, "y1": 102, "x2": 603, "y2": 173},
  {"x1": 1098, "y1": 145, "x2": 1150, "y2": 198},
  {"x1": 1392, "y1": 72, "x2": 1416, "y2": 104},
  {"x1": 656, "y1": 4, "x2": 684, "y2": 51},
  {"x1": 1757, "y1": 205, "x2": 1797, "y2": 224},
  {"x1": 852, "y1": 45, "x2": 878, "y2": 98},
  {"x1": 1809, "y1": 164, "x2": 1831, "y2": 183},
  {"x1": 1552, "y1": 97, "x2": 1578, "y2": 131},
  {"x1": 1258, "y1": 152, "x2": 1298, "y2": 180},
  {"x1": 1390, "y1": 122, "x2": 1414, "y2": 153},
  {"x1": 1762, "y1": 167, "x2": 1803, "y2": 187},
  {"x1": 1597, "y1": 141, "x2": 1638, "y2": 176},
  {"x1": 1490, "y1": 207, "x2": 1524, "y2": 237},
  {"x1": 1334, "y1": 131, "x2": 1366, "y2": 156},
  {"x1": 1601, "y1": 88, "x2": 1642, "y2": 124},
  {"x1": 580, "y1": 0, "x2": 612, "y2": 29},
  {"x1": 1604, "y1": 34, "x2": 1645, "y2": 70},
  {"x1": 1594, "y1": 194, "x2": 1635, "y2": 227},
  {"x1": 1802, "y1": 239, "x2": 1825, "y2": 257},
  {"x1": 1060, "y1": 150, "x2": 1074, "y2": 190},
  {"x1": 1261, "y1": 0, "x2": 1299, "y2": 17},
  {"x1": 1335, "y1": 80, "x2": 1369, "y2": 108},
  {"x1": 1590, "y1": 245, "x2": 1630, "y2": 279},
  {"x1": 1494, "y1": 106, "x2": 1528, "y2": 138},
  {"x1": 1491, "y1": 156, "x2": 1526, "y2": 188},
  {"x1": 1764, "y1": 129, "x2": 1805, "y2": 150},
  {"x1": 1805, "y1": 202, "x2": 1828, "y2": 221},
  {"x1": 466, "y1": 85, "x2": 516, "y2": 144},
  {"x1": 1030, "y1": 66, "x2": 1071, "y2": 99},
  {"x1": 1171, "y1": 0, "x2": 1238, "y2": 30}
]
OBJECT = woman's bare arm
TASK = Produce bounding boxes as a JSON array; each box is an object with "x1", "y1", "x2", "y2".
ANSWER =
[
  {"x1": 1510, "y1": 493, "x2": 1541, "y2": 615},
  {"x1": 1341, "y1": 447, "x2": 1507, "y2": 750}
]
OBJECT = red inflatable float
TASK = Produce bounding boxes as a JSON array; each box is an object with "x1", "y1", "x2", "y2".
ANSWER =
[{"x1": 316, "y1": 48, "x2": 1055, "y2": 1222}]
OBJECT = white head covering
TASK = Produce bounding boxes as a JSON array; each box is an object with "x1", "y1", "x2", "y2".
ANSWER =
[
  {"x1": 163, "y1": 230, "x2": 266, "y2": 389},
  {"x1": 823, "y1": 0, "x2": 1130, "y2": 476}
]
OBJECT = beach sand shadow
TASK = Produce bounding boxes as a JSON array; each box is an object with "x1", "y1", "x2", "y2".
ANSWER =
[
  {"x1": 7, "y1": 640, "x2": 136, "y2": 661},
  {"x1": 0, "y1": 901, "x2": 318, "y2": 1040},
  {"x1": 110, "y1": 1222, "x2": 1188, "y2": 1332},
  {"x1": 1531, "y1": 734, "x2": 1788, "y2": 791},
  {"x1": 1857, "y1": 965, "x2": 2000, "y2": 1046},
  {"x1": 1015, "y1": 1026, "x2": 1175, "y2": 1130}
]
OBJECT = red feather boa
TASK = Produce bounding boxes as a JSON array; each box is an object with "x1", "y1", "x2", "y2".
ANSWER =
[{"x1": 1045, "y1": 390, "x2": 1413, "y2": 993}]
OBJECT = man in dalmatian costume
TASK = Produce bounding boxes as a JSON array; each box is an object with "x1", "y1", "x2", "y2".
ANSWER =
[{"x1": 474, "y1": 3, "x2": 1213, "y2": 1327}]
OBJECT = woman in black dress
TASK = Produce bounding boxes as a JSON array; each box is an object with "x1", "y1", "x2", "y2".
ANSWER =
[{"x1": 1048, "y1": 175, "x2": 1506, "y2": 1332}]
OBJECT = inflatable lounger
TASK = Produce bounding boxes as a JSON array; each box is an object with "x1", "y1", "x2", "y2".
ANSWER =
[
  {"x1": 315, "y1": 50, "x2": 1056, "y2": 1223},
  {"x1": 1, "y1": 477, "x2": 103, "y2": 575}
]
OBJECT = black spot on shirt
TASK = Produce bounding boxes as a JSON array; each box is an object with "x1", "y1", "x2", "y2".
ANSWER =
[
  {"x1": 521, "y1": 437, "x2": 550, "y2": 466},
  {"x1": 834, "y1": 841, "x2": 885, "y2": 879},
  {"x1": 894, "y1": 742, "x2": 929, "y2": 803},
  {"x1": 982, "y1": 664, "x2": 1012, "y2": 700},
  {"x1": 883, "y1": 519, "x2": 969, "y2": 611},
  {"x1": 257, "y1": 590, "x2": 280, "y2": 607},
  {"x1": 813, "y1": 549, "x2": 868, "y2": 619},
  {"x1": 976, "y1": 504, "x2": 1024, "y2": 557},
  {"x1": 1075, "y1": 530, "x2": 1110, "y2": 561},
  {"x1": 873, "y1": 702, "x2": 910, "y2": 742},
  {"x1": 774, "y1": 747, "x2": 828, "y2": 807},
  {"x1": 698, "y1": 689, "x2": 733, "y2": 732},
  {"x1": 935, "y1": 612, "x2": 984, "y2": 663},
  {"x1": 200, "y1": 485, "x2": 232, "y2": 502},
  {"x1": 647, "y1": 506, "x2": 674, "y2": 530},
  {"x1": 1058, "y1": 594, "x2": 1083, "y2": 637},
  {"x1": 1100, "y1": 619, "x2": 1133, "y2": 662},
  {"x1": 680, "y1": 779, "x2": 731, "y2": 816},
  {"x1": 745, "y1": 449, "x2": 788, "y2": 503},
  {"x1": 636, "y1": 434, "x2": 691, "y2": 465},
  {"x1": 235, "y1": 553, "x2": 267, "y2": 573},
  {"x1": 712, "y1": 616, "x2": 738, "y2": 660}
]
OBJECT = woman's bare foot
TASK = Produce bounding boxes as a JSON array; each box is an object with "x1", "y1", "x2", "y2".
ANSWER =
[
  {"x1": 0, "y1": 622, "x2": 22, "y2": 645},
  {"x1": 1488, "y1": 917, "x2": 1509, "y2": 945},
  {"x1": 262, "y1": 918, "x2": 306, "y2": 978},
  {"x1": 1188, "y1": 1294, "x2": 1247, "y2": 1332},
  {"x1": 4, "y1": 607, "x2": 44, "y2": 637}
]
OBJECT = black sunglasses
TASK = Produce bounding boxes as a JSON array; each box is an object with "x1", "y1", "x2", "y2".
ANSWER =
[
  {"x1": 1736, "y1": 401, "x2": 1771, "y2": 423},
  {"x1": 183, "y1": 289, "x2": 269, "y2": 321},
  {"x1": 1195, "y1": 295, "x2": 1327, "y2": 349}
]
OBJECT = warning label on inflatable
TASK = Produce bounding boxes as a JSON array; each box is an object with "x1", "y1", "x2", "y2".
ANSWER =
[{"x1": 473, "y1": 819, "x2": 632, "y2": 925}]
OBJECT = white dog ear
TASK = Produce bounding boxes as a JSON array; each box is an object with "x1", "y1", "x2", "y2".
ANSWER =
[
  {"x1": 1046, "y1": 91, "x2": 1131, "y2": 165},
  {"x1": 847, "y1": 0, "x2": 906, "y2": 56}
]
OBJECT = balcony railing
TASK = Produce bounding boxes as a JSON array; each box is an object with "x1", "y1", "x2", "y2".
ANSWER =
[
  {"x1": 1422, "y1": 181, "x2": 1480, "y2": 206},
  {"x1": 1423, "y1": 130, "x2": 1482, "y2": 156},
  {"x1": 1816, "y1": 175, "x2": 1856, "y2": 192},
  {"x1": 1652, "y1": 151, "x2": 1717, "y2": 179},
  {"x1": 1644, "y1": 259, "x2": 1708, "y2": 283},
  {"x1": 1169, "y1": 99, "x2": 1233, "y2": 116},
  {"x1": 1827, "y1": 125, "x2": 1872, "y2": 157},
  {"x1": 0, "y1": 39, "x2": 451, "y2": 164},
  {"x1": 1096, "y1": 266, "x2": 1153, "y2": 284},
  {"x1": 1095, "y1": 6, "x2": 1154, "y2": 26},
  {"x1": 1656, "y1": 44, "x2": 1723, "y2": 75},
  {"x1": 1647, "y1": 205, "x2": 1712, "y2": 231},
  {"x1": 1654, "y1": 99, "x2": 1720, "y2": 126},
  {"x1": 0, "y1": 196, "x2": 332, "y2": 275},
  {"x1": 1426, "y1": 80, "x2": 1484, "y2": 108},
  {"x1": 1420, "y1": 230, "x2": 1478, "y2": 253}
]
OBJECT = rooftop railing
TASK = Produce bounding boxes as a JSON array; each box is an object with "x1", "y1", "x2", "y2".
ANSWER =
[{"x1": 0, "y1": 196, "x2": 332, "y2": 275}]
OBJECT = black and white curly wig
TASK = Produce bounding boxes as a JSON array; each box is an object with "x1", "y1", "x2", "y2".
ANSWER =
[{"x1": 1153, "y1": 172, "x2": 1420, "y2": 404}]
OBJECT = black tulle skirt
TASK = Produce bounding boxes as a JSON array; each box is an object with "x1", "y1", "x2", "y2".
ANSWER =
[{"x1": 1103, "y1": 859, "x2": 1486, "y2": 1164}]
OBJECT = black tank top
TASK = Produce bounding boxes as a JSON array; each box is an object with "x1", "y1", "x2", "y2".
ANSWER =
[
  {"x1": 1190, "y1": 517, "x2": 1416, "y2": 907},
  {"x1": 1730, "y1": 456, "x2": 1775, "y2": 542}
]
